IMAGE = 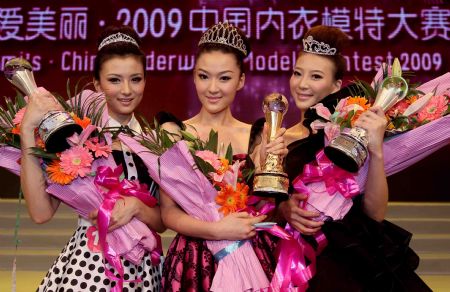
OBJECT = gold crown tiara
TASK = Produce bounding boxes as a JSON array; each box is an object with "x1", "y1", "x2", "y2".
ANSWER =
[
  {"x1": 302, "y1": 35, "x2": 337, "y2": 56},
  {"x1": 198, "y1": 22, "x2": 248, "y2": 56},
  {"x1": 98, "y1": 32, "x2": 139, "y2": 51}
]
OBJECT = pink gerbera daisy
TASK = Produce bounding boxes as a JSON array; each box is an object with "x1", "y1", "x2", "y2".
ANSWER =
[
  {"x1": 416, "y1": 95, "x2": 449, "y2": 123},
  {"x1": 60, "y1": 146, "x2": 94, "y2": 177},
  {"x1": 195, "y1": 150, "x2": 221, "y2": 170}
]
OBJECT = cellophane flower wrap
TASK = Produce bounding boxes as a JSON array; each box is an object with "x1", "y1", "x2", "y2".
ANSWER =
[
  {"x1": 120, "y1": 127, "x2": 280, "y2": 291},
  {"x1": 0, "y1": 88, "x2": 162, "y2": 290}
]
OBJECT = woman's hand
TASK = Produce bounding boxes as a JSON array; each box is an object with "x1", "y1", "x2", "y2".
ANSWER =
[
  {"x1": 20, "y1": 87, "x2": 62, "y2": 134},
  {"x1": 259, "y1": 123, "x2": 288, "y2": 167},
  {"x1": 213, "y1": 212, "x2": 267, "y2": 240},
  {"x1": 279, "y1": 193, "x2": 324, "y2": 235},
  {"x1": 354, "y1": 107, "x2": 387, "y2": 158},
  {"x1": 89, "y1": 196, "x2": 140, "y2": 231}
]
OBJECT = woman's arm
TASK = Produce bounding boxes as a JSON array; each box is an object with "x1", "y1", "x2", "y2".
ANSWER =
[
  {"x1": 354, "y1": 107, "x2": 389, "y2": 222},
  {"x1": 20, "y1": 88, "x2": 62, "y2": 223},
  {"x1": 160, "y1": 190, "x2": 265, "y2": 240},
  {"x1": 90, "y1": 197, "x2": 166, "y2": 233}
]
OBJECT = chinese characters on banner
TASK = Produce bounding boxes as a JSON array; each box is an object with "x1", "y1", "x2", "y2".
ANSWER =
[{"x1": 0, "y1": 1, "x2": 449, "y2": 122}]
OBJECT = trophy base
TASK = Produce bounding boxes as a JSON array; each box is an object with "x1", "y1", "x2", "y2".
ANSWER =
[
  {"x1": 252, "y1": 190, "x2": 289, "y2": 201},
  {"x1": 45, "y1": 123, "x2": 83, "y2": 153},
  {"x1": 253, "y1": 171, "x2": 289, "y2": 199},
  {"x1": 324, "y1": 133, "x2": 368, "y2": 173}
]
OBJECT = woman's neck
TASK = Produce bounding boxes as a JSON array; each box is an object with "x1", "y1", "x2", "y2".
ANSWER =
[
  {"x1": 185, "y1": 107, "x2": 250, "y2": 155},
  {"x1": 299, "y1": 110, "x2": 306, "y2": 124},
  {"x1": 193, "y1": 107, "x2": 236, "y2": 128},
  {"x1": 108, "y1": 110, "x2": 132, "y2": 125}
]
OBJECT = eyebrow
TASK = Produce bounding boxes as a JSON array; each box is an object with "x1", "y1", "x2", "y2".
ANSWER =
[
  {"x1": 294, "y1": 67, "x2": 324, "y2": 74},
  {"x1": 105, "y1": 73, "x2": 143, "y2": 77},
  {"x1": 197, "y1": 68, "x2": 234, "y2": 75}
]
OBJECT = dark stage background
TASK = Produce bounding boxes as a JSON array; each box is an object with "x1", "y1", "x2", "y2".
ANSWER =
[{"x1": 0, "y1": 0, "x2": 449, "y2": 200}]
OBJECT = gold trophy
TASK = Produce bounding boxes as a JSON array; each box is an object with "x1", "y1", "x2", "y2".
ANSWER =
[
  {"x1": 324, "y1": 58, "x2": 408, "y2": 172},
  {"x1": 253, "y1": 93, "x2": 289, "y2": 198},
  {"x1": 4, "y1": 58, "x2": 82, "y2": 153}
]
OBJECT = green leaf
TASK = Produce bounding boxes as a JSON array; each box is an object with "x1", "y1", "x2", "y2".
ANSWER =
[
  {"x1": 193, "y1": 155, "x2": 215, "y2": 175},
  {"x1": 224, "y1": 143, "x2": 233, "y2": 163},
  {"x1": 180, "y1": 130, "x2": 197, "y2": 142},
  {"x1": 241, "y1": 167, "x2": 255, "y2": 185},
  {"x1": 205, "y1": 129, "x2": 218, "y2": 152},
  {"x1": 16, "y1": 93, "x2": 26, "y2": 108},
  {"x1": 30, "y1": 147, "x2": 58, "y2": 160},
  {"x1": 161, "y1": 130, "x2": 175, "y2": 149}
]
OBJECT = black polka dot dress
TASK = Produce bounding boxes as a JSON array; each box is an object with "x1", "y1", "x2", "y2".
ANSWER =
[{"x1": 37, "y1": 150, "x2": 162, "y2": 292}]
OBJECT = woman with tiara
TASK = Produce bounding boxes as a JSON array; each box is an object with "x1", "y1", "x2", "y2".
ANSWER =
[
  {"x1": 20, "y1": 25, "x2": 165, "y2": 291},
  {"x1": 159, "y1": 22, "x2": 287, "y2": 291},
  {"x1": 272, "y1": 25, "x2": 432, "y2": 291}
]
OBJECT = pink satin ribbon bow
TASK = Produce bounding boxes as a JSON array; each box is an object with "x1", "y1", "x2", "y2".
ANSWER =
[
  {"x1": 294, "y1": 149, "x2": 360, "y2": 199},
  {"x1": 94, "y1": 165, "x2": 160, "y2": 292}
]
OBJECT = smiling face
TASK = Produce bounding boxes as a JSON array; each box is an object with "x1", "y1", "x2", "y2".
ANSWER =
[
  {"x1": 94, "y1": 55, "x2": 145, "y2": 124},
  {"x1": 289, "y1": 52, "x2": 342, "y2": 112},
  {"x1": 193, "y1": 50, "x2": 245, "y2": 114}
]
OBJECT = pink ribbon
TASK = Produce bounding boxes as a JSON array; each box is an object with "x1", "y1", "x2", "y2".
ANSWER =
[
  {"x1": 295, "y1": 150, "x2": 360, "y2": 199},
  {"x1": 271, "y1": 224, "x2": 317, "y2": 291},
  {"x1": 271, "y1": 150, "x2": 359, "y2": 291},
  {"x1": 94, "y1": 165, "x2": 160, "y2": 292},
  {"x1": 244, "y1": 197, "x2": 292, "y2": 240}
]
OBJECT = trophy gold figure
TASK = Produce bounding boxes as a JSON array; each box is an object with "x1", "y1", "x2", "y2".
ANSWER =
[
  {"x1": 253, "y1": 93, "x2": 289, "y2": 199},
  {"x1": 324, "y1": 58, "x2": 408, "y2": 172},
  {"x1": 4, "y1": 58, "x2": 82, "y2": 153}
]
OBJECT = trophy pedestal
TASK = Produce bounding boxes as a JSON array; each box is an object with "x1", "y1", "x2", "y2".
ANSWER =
[
  {"x1": 324, "y1": 133, "x2": 368, "y2": 173},
  {"x1": 253, "y1": 171, "x2": 289, "y2": 199}
]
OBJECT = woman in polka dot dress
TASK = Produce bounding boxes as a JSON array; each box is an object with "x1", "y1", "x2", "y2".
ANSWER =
[{"x1": 19, "y1": 25, "x2": 165, "y2": 292}]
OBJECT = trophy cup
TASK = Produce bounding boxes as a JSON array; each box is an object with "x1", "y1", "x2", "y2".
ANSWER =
[
  {"x1": 324, "y1": 59, "x2": 408, "y2": 172},
  {"x1": 253, "y1": 93, "x2": 289, "y2": 199},
  {"x1": 4, "y1": 58, "x2": 82, "y2": 153}
]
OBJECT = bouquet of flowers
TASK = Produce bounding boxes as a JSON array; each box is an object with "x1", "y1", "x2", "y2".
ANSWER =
[
  {"x1": 298, "y1": 60, "x2": 450, "y2": 218},
  {"x1": 386, "y1": 86, "x2": 449, "y2": 135},
  {"x1": 0, "y1": 87, "x2": 162, "y2": 287},
  {"x1": 120, "y1": 125, "x2": 289, "y2": 291}
]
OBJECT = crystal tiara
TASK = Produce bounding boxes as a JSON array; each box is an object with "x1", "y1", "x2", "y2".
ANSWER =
[
  {"x1": 198, "y1": 22, "x2": 248, "y2": 56},
  {"x1": 302, "y1": 35, "x2": 337, "y2": 56},
  {"x1": 98, "y1": 32, "x2": 139, "y2": 51}
]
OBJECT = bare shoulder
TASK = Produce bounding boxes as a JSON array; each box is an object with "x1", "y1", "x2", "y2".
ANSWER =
[
  {"x1": 183, "y1": 116, "x2": 201, "y2": 136},
  {"x1": 233, "y1": 119, "x2": 252, "y2": 133}
]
